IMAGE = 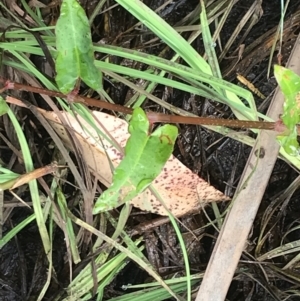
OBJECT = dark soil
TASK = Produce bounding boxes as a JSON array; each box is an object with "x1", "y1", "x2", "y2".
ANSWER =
[{"x1": 1, "y1": 0, "x2": 300, "y2": 300}]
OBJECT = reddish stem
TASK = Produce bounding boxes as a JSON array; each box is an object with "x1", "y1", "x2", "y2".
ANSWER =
[
  {"x1": 0, "y1": 77, "x2": 294, "y2": 135},
  {"x1": 146, "y1": 112, "x2": 276, "y2": 130}
]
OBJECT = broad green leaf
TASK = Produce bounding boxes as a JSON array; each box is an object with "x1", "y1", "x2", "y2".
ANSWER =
[
  {"x1": 55, "y1": 0, "x2": 102, "y2": 94},
  {"x1": 93, "y1": 108, "x2": 178, "y2": 214},
  {"x1": 274, "y1": 65, "x2": 300, "y2": 156}
]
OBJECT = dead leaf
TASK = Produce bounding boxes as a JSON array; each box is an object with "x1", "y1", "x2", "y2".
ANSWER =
[{"x1": 42, "y1": 110, "x2": 229, "y2": 216}]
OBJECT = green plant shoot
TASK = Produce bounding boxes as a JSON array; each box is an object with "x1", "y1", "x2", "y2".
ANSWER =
[
  {"x1": 93, "y1": 108, "x2": 178, "y2": 214},
  {"x1": 55, "y1": 0, "x2": 102, "y2": 94},
  {"x1": 274, "y1": 65, "x2": 300, "y2": 156}
]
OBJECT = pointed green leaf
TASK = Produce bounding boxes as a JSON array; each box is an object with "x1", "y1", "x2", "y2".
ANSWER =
[
  {"x1": 0, "y1": 166, "x2": 20, "y2": 191},
  {"x1": 274, "y1": 65, "x2": 300, "y2": 156},
  {"x1": 0, "y1": 96, "x2": 9, "y2": 116},
  {"x1": 55, "y1": 0, "x2": 102, "y2": 94},
  {"x1": 93, "y1": 108, "x2": 178, "y2": 214}
]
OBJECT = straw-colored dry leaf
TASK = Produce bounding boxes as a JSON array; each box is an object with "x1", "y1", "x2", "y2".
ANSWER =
[{"x1": 42, "y1": 110, "x2": 229, "y2": 216}]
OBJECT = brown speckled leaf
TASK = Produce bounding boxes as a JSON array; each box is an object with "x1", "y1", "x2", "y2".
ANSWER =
[{"x1": 42, "y1": 110, "x2": 229, "y2": 216}]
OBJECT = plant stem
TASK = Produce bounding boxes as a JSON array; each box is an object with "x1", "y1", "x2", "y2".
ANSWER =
[
  {"x1": 0, "y1": 78, "x2": 132, "y2": 114},
  {"x1": 0, "y1": 78, "x2": 293, "y2": 134},
  {"x1": 146, "y1": 112, "x2": 276, "y2": 130}
]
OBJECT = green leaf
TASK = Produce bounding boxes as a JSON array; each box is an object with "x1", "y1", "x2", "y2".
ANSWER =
[
  {"x1": 0, "y1": 96, "x2": 9, "y2": 116},
  {"x1": 277, "y1": 128, "x2": 299, "y2": 156},
  {"x1": 93, "y1": 108, "x2": 178, "y2": 214},
  {"x1": 55, "y1": 0, "x2": 102, "y2": 94},
  {"x1": 0, "y1": 168, "x2": 20, "y2": 191},
  {"x1": 274, "y1": 65, "x2": 300, "y2": 156}
]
